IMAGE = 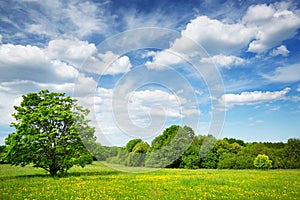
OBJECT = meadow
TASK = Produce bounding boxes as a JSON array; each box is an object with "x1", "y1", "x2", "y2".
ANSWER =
[{"x1": 0, "y1": 162, "x2": 299, "y2": 200}]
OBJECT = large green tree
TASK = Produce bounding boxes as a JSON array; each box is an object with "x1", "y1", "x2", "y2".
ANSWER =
[{"x1": 2, "y1": 90, "x2": 95, "y2": 176}]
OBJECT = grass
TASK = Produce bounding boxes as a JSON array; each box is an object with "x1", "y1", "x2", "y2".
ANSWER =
[{"x1": 0, "y1": 162, "x2": 299, "y2": 199}]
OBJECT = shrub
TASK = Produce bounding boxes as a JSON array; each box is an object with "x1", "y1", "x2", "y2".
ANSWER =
[{"x1": 253, "y1": 154, "x2": 272, "y2": 170}]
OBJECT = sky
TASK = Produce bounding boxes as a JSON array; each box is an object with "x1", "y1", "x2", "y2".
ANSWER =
[{"x1": 0, "y1": 0, "x2": 299, "y2": 146}]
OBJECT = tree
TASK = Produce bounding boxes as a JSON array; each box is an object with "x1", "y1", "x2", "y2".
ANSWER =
[
  {"x1": 0, "y1": 146, "x2": 6, "y2": 164},
  {"x1": 125, "y1": 139, "x2": 142, "y2": 152},
  {"x1": 285, "y1": 138, "x2": 300, "y2": 168},
  {"x1": 125, "y1": 141, "x2": 150, "y2": 167},
  {"x1": 145, "y1": 126, "x2": 194, "y2": 168},
  {"x1": 151, "y1": 125, "x2": 180, "y2": 150},
  {"x1": 132, "y1": 142, "x2": 150, "y2": 153},
  {"x1": 253, "y1": 154, "x2": 272, "y2": 170},
  {"x1": 2, "y1": 90, "x2": 95, "y2": 176}
]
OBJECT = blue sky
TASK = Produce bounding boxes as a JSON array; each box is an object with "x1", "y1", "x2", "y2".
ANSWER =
[{"x1": 0, "y1": 0, "x2": 299, "y2": 146}]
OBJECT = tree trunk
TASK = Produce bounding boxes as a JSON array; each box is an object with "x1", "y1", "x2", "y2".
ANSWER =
[{"x1": 49, "y1": 164, "x2": 59, "y2": 176}]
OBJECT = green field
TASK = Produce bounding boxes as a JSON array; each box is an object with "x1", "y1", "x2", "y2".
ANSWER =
[{"x1": 0, "y1": 162, "x2": 299, "y2": 200}]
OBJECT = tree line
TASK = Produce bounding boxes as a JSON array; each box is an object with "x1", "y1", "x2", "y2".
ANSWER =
[{"x1": 95, "y1": 125, "x2": 300, "y2": 169}]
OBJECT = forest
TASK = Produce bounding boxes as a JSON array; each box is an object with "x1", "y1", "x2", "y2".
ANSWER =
[{"x1": 87, "y1": 125, "x2": 300, "y2": 169}]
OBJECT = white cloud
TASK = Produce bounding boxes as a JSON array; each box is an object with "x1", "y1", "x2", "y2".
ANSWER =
[
  {"x1": 146, "y1": 2, "x2": 300, "y2": 70},
  {"x1": 0, "y1": 40, "x2": 101, "y2": 126},
  {"x1": 0, "y1": 43, "x2": 78, "y2": 83},
  {"x1": 141, "y1": 51, "x2": 157, "y2": 59},
  {"x1": 200, "y1": 54, "x2": 246, "y2": 68},
  {"x1": 0, "y1": 34, "x2": 2, "y2": 43},
  {"x1": 270, "y1": 45, "x2": 290, "y2": 57},
  {"x1": 145, "y1": 50, "x2": 183, "y2": 70},
  {"x1": 65, "y1": 1, "x2": 109, "y2": 37},
  {"x1": 270, "y1": 106, "x2": 280, "y2": 111},
  {"x1": 106, "y1": 55, "x2": 132, "y2": 75},
  {"x1": 24, "y1": 0, "x2": 114, "y2": 39},
  {"x1": 262, "y1": 63, "x2": 300, "y2": 82},
  {"x1": 219, "y1": 88, "x2": 290, "y2": 108},
  {"x1": 243, "y1": 4, "x2": 276, "y2": 23},
  {"x1": 297, "y1": 85, "x2": 300, "y2": 92},
  {"x1": 46, "y1": 38, "x2": 97, "y2": 66},
  {"x1": 128, "y1": 89, "x2": 187, "y2": 118},
  {"x1": 83, "y1": 51, "x2": 132, "y2": 75},
  {"x1": 91, "y1": 87, "x2": 200, "y2": 140},
  {"x1": 177, "y1": 16, "x2": 253, "y2": 55},
  {"x1": 245, "y1": 4, "x2": 300, "y2": 53}
]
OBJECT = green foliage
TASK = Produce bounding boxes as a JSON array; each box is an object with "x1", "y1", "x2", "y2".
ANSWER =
[
  {"x1": 146, "y1": 126, "x2": 194, "y2": 168},
  {"x1": 132, "y1": 142, "x2": 150, "y2": 153},
  {"x1": 201, "y1": 151, "x2": 218, "y2": 168},
  {"x1": 124, "y1": 142, "x2": 150, "y2": 167},
  {"x1": 223, "y1": 137, "x2": 245, "y2": 146},
  {"x1": 0, "y1": 146, "x2": 6, "y2": 164},
  {"x1": 2, "y1": 90, "x2": 95, "y2": 176},
  {"x1": 151, "y1": 125, "x2": 180, "y2": 150},
  {"x1": 96, "y1": 124, "x2": 299, "y2": 170},
  {"x1": 106, "y1": 148, "x2": 129, "y2": 165},
  {"x1": 179, "y1": 137, "x2": 202, "y2": 169},
  {"x1": 91, "y1": 143, "x2": 119, "y2": 161},
  {"x1": 126, "y1": 153, "x2": 146, "y2": 167},
  {"x1": 234, "y1": 151, "x2": 255, "y2": 169},
  {"x1": 285, "y1": 138, "x2": 300, "y2": 168},
  {"x1": 125, "y1": 139, "x2": 142, "y2": 152},
  {"x1": 253, "y1": 154, "x2": 272, "y2": 170}
]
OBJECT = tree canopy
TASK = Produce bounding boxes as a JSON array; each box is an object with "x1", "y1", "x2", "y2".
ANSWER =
[
  {"x1": 2, "y1": 90, "x2": 95, "y2": 176},
  {"x1": 106, "y1": 125, "x2": 300, "y2": 170}
]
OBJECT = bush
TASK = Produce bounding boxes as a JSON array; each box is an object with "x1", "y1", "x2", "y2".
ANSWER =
[
  {"x1": 253, "y1": 154, "x2": 272, "y2": 170},
  {"x1": 125, "y1": 153, "x2": 146, "y2": 167}
]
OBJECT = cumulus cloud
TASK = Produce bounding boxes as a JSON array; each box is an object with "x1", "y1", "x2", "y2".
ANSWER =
[
  {"x1": 179, "y1": 16, "x2": 253, "y2": 55},
  {"x1": 46, "y1": 39, "x2": 97, "y2": 66},
  {"x1": 270, "y1": 45, "x2": 290, "y2": 57},
  {"x1": 146, "y1": 2, "x2": 300, "y2": 70},
  {"x1": 245, "y1": 4, "x2": 300, "y2": 53},
  {"x1": 91, "y1": 87, "x2": 200, "y2": 139},
  {"x1": 0, "y1": 39, "x2": 105, "y2": 125},
  {"x1": 243, "y1": 4, "x2": 276, "y2": 22},
  {"x1": 0, "y1": 43, "x2": 78, "y2": 84},
  {"x1": 82, "y1": 51, "x2": 132, "y2": 75},
  {"x1": 219, "y1": 88, "x2": 290, "y2": 108},
  {"x1": 200, "y1": 54, "x2": 246, "y2": 68},
  {"x1": 262, "y1": 63, "x2": 300, "y2": 83},
  {"x1": 297, "y1": 85, "x2": 300, "y2": 92},
  {"x1": 145, "y1": 50, "x2": 184, "y2": 70}
]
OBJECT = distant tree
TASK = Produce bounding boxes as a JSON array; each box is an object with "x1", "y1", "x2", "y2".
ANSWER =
[
  {"x1": 125, "y1": 139, "x2": 142, "y2": 152},
  {"x1": 146, "y1": 126, "x2": 194, "y2": 168},
  {"x1": 125, "y1": 141, "x2": 150, "y2": 167},
  {"x1": 2, "y1": 90, "x2": 94, "y2": 176},
  {"x1": 132, "y1": 142, "x2": 150, "y2": 153},
  {"x1": 151, "y1": 125, "x2": 179, "y2": 150},
  {"x1": 202, "y1": 139, "x2": 231, "y2": 169},
  {"x1": 217, "y1": 153, "x2": 236, "y2": 169},
  {"x1": 223, "y1": 137, "x2": 245, "y2": 146},
  {"x1": 180, "y1": 136, "x2": 202, "y2": 169},
  {"x1": 244, "y1": 142, "x2": 270, "y2": 156},
  {"x1": 285, "y1": 138, "x2": 300, "y2": 168},
  {"x1": 91, "y1": 143, "x2": 119, "y2": 161},
  {"x1": 253, "y1": 154, "x2": 272, "y2": 170},
  {"x1": 106, "y1": 148, "x2": 129, "y2": 165},
  {"x1": 234, "y1": 151, "x2": 255, "y2": 169},
  {"x1": 0, "y1": 146, "x2": 6, "y2": 164}
]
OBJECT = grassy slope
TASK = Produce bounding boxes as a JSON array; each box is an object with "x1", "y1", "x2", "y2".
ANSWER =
[{"x1": 0, "y1": 162, "x2": 299, "y2": 200}]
